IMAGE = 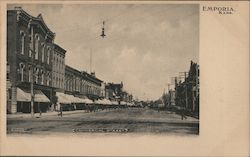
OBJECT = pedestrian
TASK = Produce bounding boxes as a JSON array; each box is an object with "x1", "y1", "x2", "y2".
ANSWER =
[
  {"x1": 57, "y1": 102, "x2": 62, "y2": 117},
  {"x1": 181, "y1": 108, "x2": 187, "y2": 120},
  {"x1": 60, "y1": 105, "x2": 63, "y2": 117}
]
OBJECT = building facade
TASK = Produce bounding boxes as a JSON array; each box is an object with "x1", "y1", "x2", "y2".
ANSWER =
[
  {"x1": 52, "y1": 44, "x2": 66, "y2": 91},
  {"x1": 65, "y1": 66, "x2": 103, "y2": 100},
  {"x1": 7, "y1": 7, "x2": 56, "y2": 113},
  {"x1": 175, "y1": 61, "x2": 199, "y2": 117},
  {"x1": 105, "y1": 82, "x2": 124, "y2": 103}
]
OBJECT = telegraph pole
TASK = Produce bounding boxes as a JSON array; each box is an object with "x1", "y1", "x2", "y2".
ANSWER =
[
  {"x1": 90, "y1": 48, "x2": 92, "y2": 73},
  {"x1": 179, "y1": 72, "x2": 188, "y2": 109},
  {"x1": 30, "y1": 24, "x2": 35, "y2": 117}
]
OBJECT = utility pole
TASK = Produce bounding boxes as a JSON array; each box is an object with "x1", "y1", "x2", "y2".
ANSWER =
[
  {"x1": 30, "y1": 24, "x2": 35, "y2": 117},
  {"x1": 179, "y1": 72, "x2": 188, "y2": 109},
  {"x1": 90, "y1": 48, "x2": 92, "y2": 73}
]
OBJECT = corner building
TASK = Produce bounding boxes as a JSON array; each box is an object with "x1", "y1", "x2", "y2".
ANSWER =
[{"x1": 7, "y1": 7, "x2": 61, "y2": 113}]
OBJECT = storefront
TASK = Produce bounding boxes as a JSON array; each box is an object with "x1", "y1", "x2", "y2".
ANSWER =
[{"x1": 16, "y1": 88, "x2": 50, "y2": 113}]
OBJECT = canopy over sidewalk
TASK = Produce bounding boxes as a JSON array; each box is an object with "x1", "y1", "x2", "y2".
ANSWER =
[
  {"x1": 17, "y1": 88, "x2": 50, "y2": 103},
  {"x1": 56, "y1": 92, "x2": 93, "y2": 104}
]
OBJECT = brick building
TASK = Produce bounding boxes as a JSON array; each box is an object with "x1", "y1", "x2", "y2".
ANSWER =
[
  {"x1": 52, "y1": 44, "x2": 66, "y2": 91},
  {"x1": 65, "y1": 66, "x2": 103, "y2": 101},
  {"x1": 7, "y1": 7, "x2": 64, "y2": 113}
]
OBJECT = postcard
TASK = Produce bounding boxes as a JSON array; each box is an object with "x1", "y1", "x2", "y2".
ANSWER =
[{"x1": 0, "y1": 1, "x2": 249, "y2": 156}]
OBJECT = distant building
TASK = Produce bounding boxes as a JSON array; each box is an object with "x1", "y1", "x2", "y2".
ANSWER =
[
  {"x1": 168, "y1": 90, "x2": 175, "y2": 106},
  {"x1": 105, "y1": 84, "x2": 115, "y2": 101},
  {"x1": 105, "y1": 82, "x2": 123, "y2": 102},
  {"x1": 121, "y1": 91, "x2": 133, "y2": 103},
  {"x1": 7, "y1": 7, "x2": 55, "y2": 113},
  {"x1": 64, "y1": 65, "x2": 103, "y2": 100}
]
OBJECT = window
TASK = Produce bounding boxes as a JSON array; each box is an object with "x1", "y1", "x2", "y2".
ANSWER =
[
  {"x1": 19, "y1": 63, "x2": 25, "y2": 82},
  {"x1": 34, "y1": 68, "x2": 39, "y2": 83},
  {"x1": 47, "y1": 72, "x2": 50, "y2": 86},
  {"x1": 20, "y1": 31, "x2": 25, "y2": 55},
  {"x1": 28, "y1": 66, "x2": 32, "y2": 82},
  {"x1": 47, "y1": 47, "x2": 50, "y2": 64},
  {"x1": 41, "y1": 43, "x2": 45, "y2": 62},
  {"x1": 29, "y1": 50, "x2": 32, "y2": 58},
  {"x1": 41, "y1": 70, "x2": 44, "y2": 85},
  {"x1": 35, "y1": 34, "x2": 39, "y2": 60}
]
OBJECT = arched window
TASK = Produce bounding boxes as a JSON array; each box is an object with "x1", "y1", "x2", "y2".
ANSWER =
[
  {"x1": 34, "y1": 67, "x2": 39, "y2": 83},
  {"x1": 20, "y1": 31, "x2": 26, "y2": 55},
  {"x1": 35, "y1": 34, "x2": 39, "y2": 60},
  {"x1": 47, "y1": 47, "x2": 50, "y2": 64},
  {"x1": 47, "y1": 72, "x2": 50, "y2": 86},
  {"x1": 41, "y1": 70, "x2": 44, "y2": 85},
  {"x1": 28, "y1": 65, "x2": 32, "y2": 82},
  {"x1": 41, "y1": 43, "x2": 45, "y2": 63},
  {"x1": 29, "y1": 49, "x2": 32, "y2": 58}
]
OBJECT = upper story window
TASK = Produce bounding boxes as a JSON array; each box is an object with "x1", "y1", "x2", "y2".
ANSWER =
[
  {"x1": 47, "y1": 47, "x2": 50, "y2": 64},
  {"x1": 35, "y1": 34, "x2": 40, "y2": 60},
  {"x1": 29, "y1": 49, "x2": 32, "y2": 58},
  {"x1": 34, "y1": 67, "x2": 39, "y2": 83},
  {"x1": 28, "y1": 65, "x2": 32, "y2": 82},
  {"x1": 19, "y1": 63, "x2": 25, "y2": 82},
  {"x1": 46, "y1": 72, "x2": 51, "y2": 86},
  {"x1": 41, "y1": 43, "x2": 45, "y2": 63},
  {"x1": 20, "y1": 31, "x2": 26, "y2": 55}
]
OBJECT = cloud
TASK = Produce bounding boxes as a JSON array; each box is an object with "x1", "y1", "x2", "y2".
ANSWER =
[{"x1": 9, "y1": 4, "x2": 199, "y2": 100}]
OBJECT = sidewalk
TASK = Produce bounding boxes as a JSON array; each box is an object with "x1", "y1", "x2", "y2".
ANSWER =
[{"x1": 7, "y1": 110, "x2": 92, "y2": 119}]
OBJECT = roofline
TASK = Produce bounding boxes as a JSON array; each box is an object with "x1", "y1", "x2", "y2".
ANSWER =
[
  {"x1": 9, "y1": 7, "x2": 55, "y2": 37},
  {"x1": 54, "y1": 43, "x2": 67, "y2": 54},
  {"x1": 65, "y1": 65, "x2": 103, "y2": 84}
]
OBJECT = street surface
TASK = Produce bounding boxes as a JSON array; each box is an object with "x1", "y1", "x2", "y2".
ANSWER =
[{"x1": 7, "y1": 108, "x2": 199, "y2": 135}]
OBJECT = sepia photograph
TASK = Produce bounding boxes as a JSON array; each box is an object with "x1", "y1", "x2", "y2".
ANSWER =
[
  {"x1": 1, "y1": 1, "x2": 249, "y2": 156},
  {"x1": 6, "y1": 3, "x2": 199, "y2": 135}
]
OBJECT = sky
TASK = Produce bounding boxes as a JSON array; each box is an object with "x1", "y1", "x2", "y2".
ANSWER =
[{"x1": 8, "y1": 4, "x2": 199, "y2": 101}]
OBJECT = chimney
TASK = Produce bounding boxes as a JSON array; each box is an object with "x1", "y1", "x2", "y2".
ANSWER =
[{"x1": 91, "y1": 72, "x2": 95, "y2": 77}]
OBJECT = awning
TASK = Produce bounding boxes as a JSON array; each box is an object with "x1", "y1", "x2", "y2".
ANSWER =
[
  {"x1": 84, "y1": 98, "x2": 93, "y2": 104},
  {"x1": 56, "y1": 92, "x2": 93, "y2": 104},
  {"x1": 94, "y1": 99, "x2": 104, "y2": 105},
  {"x1": 111, "y1": 101, "x2": 119, "y2": 105},
  {"x1": 94, "y1": 99, "x2": 113, "y2": 105},
  {"x1": 103, "y1": 99, "x2": 112, "y2": 105},
  {"x1": 56, "y1": 92, "x2": 71, "y2": 104},
  {"x1": 120, "y1": 101, "x2": 127, "y2": 105},
  {"x1": 17, "y1": 88, "x2": 50, "y2": 103}
]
